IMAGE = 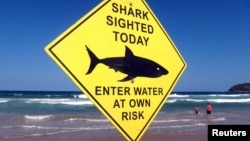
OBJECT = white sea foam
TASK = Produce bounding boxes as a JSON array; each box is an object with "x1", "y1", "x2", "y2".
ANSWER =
[
  {"x1": 67, "y1": 118, "x2": 86, "y2": 122},
  {"x1": 170, "y1": 94, "x2": 189, "y2": 98},
  {"x1": 74, "y1": 94, "x2": 88, "y2": 99},
  {"x1": 209, "y1": 94, "x2": 250, "y2": 97},
  {"x1": 1, "y1": 125, "x2": 58, "y2": 130},
  {"x1": 25, "y1": 98, "x2": 93, "y2": 105},
  {"x1": 66, "y1": 118, "x2": 109, "y2": 122},
  {"x1": 211, "y1": 117, "x2": 226, "y2": 121},
  {"x1": 13, "y1": 93, "x2": 23, "y2": 96},
  {"x1": 165, "y1": 99, "x2": 177, "y2": 103},
  {"x1": 25, "y1": 115, "x2": 52, "y2": 120},
  {"x1": 183, "y1": 98, "x2": 205, "y2": 102},
  {"x1": 167, "y1": 97, "x2": 250, "y2": 103},
  {"x1": 48, "y1": 101, "x2": 93, "y2": 105},
  {"x1": 208, "y1": 98, "x2": 250, "y2": 103},
  {"x1": 150, "y1": 123, "x2": 207, "y2": 129},
  {"x1": 154, "y1": 118, "x2": 193, "y2": 123},
  {"x1": 86, "y1": 119, "x2": 109, "y2": 122},
  {"x1": 0, "y1": 99, "x2": 9, "y2": 103},
  {"x1": 2, "y1": 126, "x2": 114, "y2": 139}
]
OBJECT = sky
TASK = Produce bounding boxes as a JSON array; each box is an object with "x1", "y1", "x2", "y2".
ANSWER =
[{"x1": 0, "y1": 0, "x2": 250, "y2": 92}]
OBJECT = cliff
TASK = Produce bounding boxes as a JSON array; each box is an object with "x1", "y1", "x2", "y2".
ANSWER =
[{"x1": 228, "y1": 83, "x2": 250, "y2": 92}]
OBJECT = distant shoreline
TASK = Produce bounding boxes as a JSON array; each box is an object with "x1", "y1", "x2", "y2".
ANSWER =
[{"x1": 228, "y1": 83, "x2": 250, "y2": 92}]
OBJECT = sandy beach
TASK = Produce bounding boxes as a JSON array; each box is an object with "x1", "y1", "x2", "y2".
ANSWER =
[{"x1": 0, "y1": 132, "x2": 207, "y2": 141}]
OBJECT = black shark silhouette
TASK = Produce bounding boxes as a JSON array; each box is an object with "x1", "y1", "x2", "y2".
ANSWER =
[{"x1": 85, "y1": 45, "x2": 168, "y2": 82}]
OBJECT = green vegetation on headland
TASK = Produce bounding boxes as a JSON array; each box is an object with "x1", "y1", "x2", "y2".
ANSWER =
[{"x1": 228, "y1": 83, "x2": 250, "y2": 92}]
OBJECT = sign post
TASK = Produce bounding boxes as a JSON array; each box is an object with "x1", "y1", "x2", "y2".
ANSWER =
[{"x1": 45, "y1": 0, "x2": 187, "y2": 140}]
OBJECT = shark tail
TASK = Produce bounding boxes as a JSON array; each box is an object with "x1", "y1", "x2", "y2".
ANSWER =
[{"x1": 85, "y1": 45, "x2": 99, "y2": 74}]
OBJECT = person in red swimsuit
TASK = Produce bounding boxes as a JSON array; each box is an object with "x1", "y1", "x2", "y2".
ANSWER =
[{"x1": 206, "y1": 102, "x2": 212, "y2": 115}]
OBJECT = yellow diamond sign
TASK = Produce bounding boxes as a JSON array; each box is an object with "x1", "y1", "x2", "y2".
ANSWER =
[{"x1": 44, "y1": 0, "x2": 186, "y2": 141}]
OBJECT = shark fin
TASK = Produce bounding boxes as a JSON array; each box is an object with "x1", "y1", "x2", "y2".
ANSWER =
[{"x1": 124, "y1": 46, "x2": 135, "y2": 60}]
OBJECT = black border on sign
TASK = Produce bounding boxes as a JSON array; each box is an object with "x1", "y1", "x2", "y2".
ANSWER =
[{"x1": 47, "y1": 0, "x2": 186, "y2": 141}]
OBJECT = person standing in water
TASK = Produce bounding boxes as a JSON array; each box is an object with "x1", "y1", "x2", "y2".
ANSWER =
[
  {"x1": 206, "y1": 102, "x2": 212, "y2": 115},
  {"x1": 194, "y1": 105, "x2": 200, "y2": 114}
]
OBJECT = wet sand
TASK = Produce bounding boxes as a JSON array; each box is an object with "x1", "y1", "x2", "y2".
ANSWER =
[{"x1": 0, "y1": 132, "x2": 207, "y2": 141}]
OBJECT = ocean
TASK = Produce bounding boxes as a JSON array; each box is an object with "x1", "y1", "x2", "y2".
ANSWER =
[{"x1": 0, "y1": 90, "x2": 250, "y2": 140}]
